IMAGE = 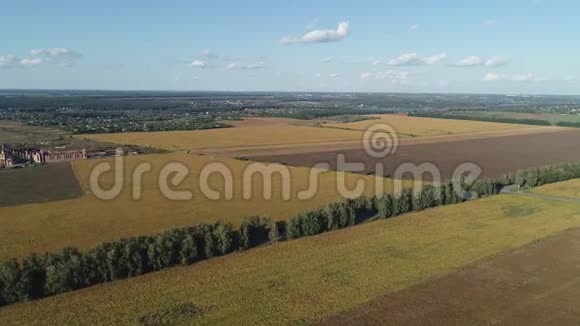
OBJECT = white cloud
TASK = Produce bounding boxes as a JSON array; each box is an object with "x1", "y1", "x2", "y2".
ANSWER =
[
  {"x1": 389, "y1": 53, "x2": 423, "y2": 65},
  {"x1": 373, "y1": 52, "x2": 446, "y2": 66},
  {"x1": 370, "y1": 58, "x2": 384, "y2": 65},
  {"x1": 30, "y1": 48, "x2": 81, "y2": 60},
  {"x1": 454, "y1": 56, "x2": 483, "y2": 67},
  {"x1": 19, "y1": 58, "x2": 43, "y2": 66},
  {"x1": 452, "y1": 56, "x2": 508, "y2": 67},
  {"x1": 483, "y1": 73, "x2": 543, "y2": 82},
  {"x1": 0, "y1": 55, "x2": 18, "y2": 67},
  {"x1": 423, "y1": 53, "x2": 447, "y2": 65},
  {"x1": 226, "y1": 62, "x2": 264, "y2": 70},
  {"x1": 320, "y1": 57, "x2": 332, "y2": 63},
  {"x1": 191, "y1": 60, "x2": 209, "y2": 68},
  {"x1": 312, "y1": 73, "x2": 339, "y2": 79},
  {"x1": 360, "y1": 70, "x2": 410, "y2": 84},
  {"x1": 409, "y1": 24, "x2": 419, "y2": 31},
  {"x1": 484, "y1": 56, "x2": 508, "y2": 67},
  {"x1": 0, "y1": 48, "x2": 80, "y2": 68},
  {"x1": 280, "y1": 21, "x2": 349, "y2": 44}
]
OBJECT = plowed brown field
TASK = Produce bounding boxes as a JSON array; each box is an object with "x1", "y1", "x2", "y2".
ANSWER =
[{"x1": 249, "y1": 129, "x2": 580, "y2": 180}]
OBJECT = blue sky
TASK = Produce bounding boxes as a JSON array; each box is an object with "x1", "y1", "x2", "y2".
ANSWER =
[{"x1": 1, "y1": 0, "x2": 579, "y2": 94}]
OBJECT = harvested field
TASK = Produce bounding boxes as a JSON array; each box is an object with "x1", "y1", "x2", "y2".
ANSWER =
[
  {"x1": 531, "y1": 178, "x2": 580, "y2": 199},
  {"x1": 249, "y1": 129, "x2": 580, "y2": 180},
  {"x1": 324, "y1": 114, "x2": 531, "y2": 137},
  {"x1": 1, "y1": 188, "x2": 580, "y2": 325},
  {"x1": 192, "y1": 126, "x2": 559, "y2": 158},
  {"x1": 77, "y1": 125, "x2": 366, "y2": 151},
  {"x1": 78, "y1": 115, "x2": 535, "y2": 154},
  {"x1": 0, "y1": 162, "x2": 82, "y2": 207},
  {"x1": 319, "y1": 227, "x2": 580, "y2": 326},
  {"x1": 0, "y1": 153, "x2": 412, "y2": 260}
]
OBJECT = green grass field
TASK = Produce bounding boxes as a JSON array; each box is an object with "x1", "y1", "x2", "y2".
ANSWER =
[
  {"x1": 0, "y1": 162, "x2": 83, "y2": 207},
  {"x1": 2, "y1": 184, "x2": 580, "y2": 325}
]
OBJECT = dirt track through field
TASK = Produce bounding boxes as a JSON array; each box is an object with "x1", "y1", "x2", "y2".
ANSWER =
[
  {"x1": 318, "y1": 227, "x2": 580, "y2": 326},
  {"x1": 248, "y1": 128, "x2": 580, "y2": 180}
]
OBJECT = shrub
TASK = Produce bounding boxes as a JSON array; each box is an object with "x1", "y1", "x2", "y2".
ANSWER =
[
  {"x1": 300, "y1": 211, "x2": 325, "y2": 236},
  {"x1": 415, "y1": 185, "x2": 438, "y2": 210},
  {"x1": 286, "y1": 216, "x2": 303, "y2": 239},
  {"x1": 45, "y1": 247, "x2": 85, "y2": 295},
  {"x1": 240, "y1": 216, "x2": 276, "y2": 249},
  {"x1": 377, "y1": 194, "x2": 394, "y2": 218},
  {"x1": 19, "y1": 254, "x2": 47, "y2": 300},
  {"x1": 0, "y1": 259, "x2": 26, "y2": 304},
  {"x1": 212, "y1": 222, "x2": 235, "y2": 255},
  {"x1": 179, "y1": 229, "x2": 200, "y2": 265},
  {"x1": 396, "y1": 189, "x2": 413, "y2": 214}
]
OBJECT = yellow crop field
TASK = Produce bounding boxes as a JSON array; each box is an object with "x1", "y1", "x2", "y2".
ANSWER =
[
  {"x1": 2, "y1": 190, "x2": 579, "y2": 325},
  {"x1": 530, "y1": 178, "x2": 580, "y2": 199},
  {"x1": 76, "y1": 125, "x2": 365, "y2": 151},
  {"x1": 324, "y1": 114, "x2": 532, "y2": 137},
  {"x1": 0, "y1": 153, "x2": 413, "y2": 260}
]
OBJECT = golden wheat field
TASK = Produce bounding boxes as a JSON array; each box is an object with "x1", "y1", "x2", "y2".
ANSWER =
[
  {"x1": 324, "y1": 114, "x2": 532, "y2": 137},
  {"x1": 2, "y1": 186, "x2": 580, "y2": 325},
  {"x1": 76, "y1": 125, "x2": 366, "y2": 151},
  {"x1": 0, "y1": 153, "x2": 414, "y2": 260},
  {"x1": 530, "y1": 178, "x2": 580, "y2": 199}
]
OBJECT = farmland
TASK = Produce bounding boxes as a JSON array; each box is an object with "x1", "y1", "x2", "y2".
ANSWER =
[
  {"x1": 0, "y1": 153, "x2": 413, "y2": 260},
  {"x1": 76, "y1": 125, "x2": 367, "y2": 151},
  {"x1": 320, "y1": 227, "x2": 580, "y2": 325},
  {"x1": 323, "y1": 114, "x2": 531, "y2": 137},
  {"x1": 250, "y1": 128, "x2": 580, "y2": 180},
  {"x1": 0, "y1": 162, "x2": 83, "y2": 207},
  {"x1": 530, "y1": 178, "x2": 580, "y2": 199},
  {"x1": 3, "y1": 98, "x2": 580, "y2": 325},
  {"x1": 77, "y1": 115, "x2": 535, "y2": 153},
  {"x1": 1, "y1": 185, "x2": 580, "y2": 325}
]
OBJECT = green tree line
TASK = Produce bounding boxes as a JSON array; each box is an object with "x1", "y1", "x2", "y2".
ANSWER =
[{"x1": 409, "y1": 112, "x2": 552, "y2": 126}]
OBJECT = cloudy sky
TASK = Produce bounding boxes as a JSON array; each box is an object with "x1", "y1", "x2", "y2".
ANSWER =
[{"x1": 1, "y1": 0, "x2": 579, "y2": 94}]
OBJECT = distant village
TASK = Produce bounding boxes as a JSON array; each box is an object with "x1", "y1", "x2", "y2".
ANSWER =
[{"x1": 0, "y1": 144, "x2": 138, "y2": 169}]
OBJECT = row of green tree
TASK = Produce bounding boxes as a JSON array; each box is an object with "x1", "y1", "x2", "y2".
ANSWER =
[
  {"x1": 513, "y1": 162, "x2": 580, "y2": 189},
  {"x1": 555, "y1": 121, "x2": 580, "y2": 128},
  {"x1": 2, "y1": 162, "x2": 580, "y2": 306},
  {"x1": 409, "y1": 112, "x2": 552, "y2": 126}
]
